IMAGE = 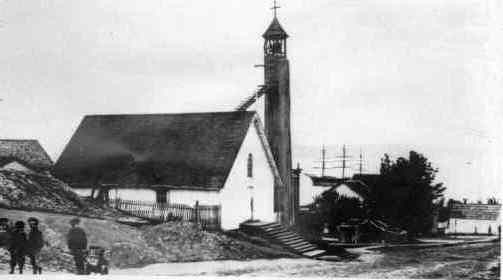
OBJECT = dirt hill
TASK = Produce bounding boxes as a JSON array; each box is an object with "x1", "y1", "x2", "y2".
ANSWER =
[
  {"x1": 0, "y1": 210, "x2": 295, "y2": 273},
  {"x1": 0, "y1": 170, "x2": 295, "y2": 273},
  {"x1": 0, "y1": 169, "x2": 109, "y2": 217}
]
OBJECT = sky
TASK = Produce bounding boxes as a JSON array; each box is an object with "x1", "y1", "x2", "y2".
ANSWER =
[{"x1": 0, "y1": 0, "x2": 502, "y2": 202}]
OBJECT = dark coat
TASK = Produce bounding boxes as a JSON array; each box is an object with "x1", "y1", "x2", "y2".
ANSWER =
[
  {"x1": 26, "y1": 229, "x2": 44, "y2": 255},
  {"x1": 0, "y1": 227, "x2": 11, "y2": 248},
  {"x1": 67, "y1": 227, "x2": 87, "y2": 250},
  {"x1": 9, "y1": 229, "x2": 27, "y2": 254}
]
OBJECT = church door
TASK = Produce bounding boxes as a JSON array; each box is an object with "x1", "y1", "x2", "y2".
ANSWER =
[{"x1": 247, "y1": 185, "x2": 255, "y2": 221}]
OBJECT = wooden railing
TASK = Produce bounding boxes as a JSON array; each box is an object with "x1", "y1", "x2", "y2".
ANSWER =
[{"x1": 109, "y1": 198, "x2": 221, "y2": 230}]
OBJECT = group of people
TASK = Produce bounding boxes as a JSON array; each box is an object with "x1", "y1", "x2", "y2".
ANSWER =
[
  {"x1": 0, "y1": 216, "x2": 89, "y2": 274},
  {"x1": 0, "y1": 217, "x2": 44, "y2": 274}
]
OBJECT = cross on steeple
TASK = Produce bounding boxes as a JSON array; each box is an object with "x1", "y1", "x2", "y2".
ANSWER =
[{"x1": 271, "y1": 0, "x2": 280, "y2": 18}]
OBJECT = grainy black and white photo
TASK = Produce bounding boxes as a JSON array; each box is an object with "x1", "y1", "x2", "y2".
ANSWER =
[{"x1": 0, "y1": 0, "x2": 501, "y2": 278}]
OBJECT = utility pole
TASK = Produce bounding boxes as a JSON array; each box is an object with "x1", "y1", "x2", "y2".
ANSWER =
[
  {"x1": 321, "y1": 144, "x2": 326, "y2": 177},
  {"x1": 359, "y1": 151, "x2": 363, "y2": 175}
]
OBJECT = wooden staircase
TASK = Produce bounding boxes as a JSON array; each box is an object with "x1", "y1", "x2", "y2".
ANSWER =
[{"x1": 240, "y1": 221, "x2": 326, "y2": 258}]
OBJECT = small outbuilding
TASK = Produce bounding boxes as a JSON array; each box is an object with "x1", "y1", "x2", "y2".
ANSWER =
[{"x1": 446, "y1": 202, "x2": 501, "y2": 235}]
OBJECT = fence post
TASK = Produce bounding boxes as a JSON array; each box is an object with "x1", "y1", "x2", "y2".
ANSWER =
[
  {"x1": 194, "y1": 200, "x2": 200, "y2": 224},
  {"x1": 218, "y1": 204, "x2": 221, "y2": 229}
]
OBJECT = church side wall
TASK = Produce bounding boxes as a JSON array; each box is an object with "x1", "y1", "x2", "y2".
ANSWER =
[
  {"x1": 167, "y1": 189, "x2": 220, "y2": 206},
  {"x1": 109, "y1": 189, "x2": 156, "y2": 202},
  {"x1": 108, "y1": 188, "x2": 220, "y2": 205},
  {"x1": 71, "y1": 188, "x2": 157, "y2": 202},
  {"x1": 71, "y1": 187, "x2": 219, "y2": 208},
  {"x1": 219, "y1": 124, "x2": 276, "y2": 230}
]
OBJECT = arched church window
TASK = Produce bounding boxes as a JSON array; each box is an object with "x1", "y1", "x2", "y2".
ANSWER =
[{"x1": 247, "y1": 153, "x2": 253, "y2": 178}]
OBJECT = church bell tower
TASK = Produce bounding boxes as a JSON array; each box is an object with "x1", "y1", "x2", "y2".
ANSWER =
[{"x1": 262, "y1": 7, "x2": 295, "y2": 226}]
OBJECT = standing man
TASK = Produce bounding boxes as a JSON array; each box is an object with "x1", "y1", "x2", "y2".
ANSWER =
[
  {"x1": 26, "y1": 217, "x2": 44, "y2": 274},
  {"x1": 0, "y1": 218, "x2": 11, "y2": 249},
  {"x1": 9, "y1": 221, "x2": 27, "y2": 274},
  {"x1": 66, "y1": 218, "x2": 87, "y2": 274}
]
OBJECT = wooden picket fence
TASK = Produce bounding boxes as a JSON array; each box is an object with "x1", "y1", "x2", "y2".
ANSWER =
[{"x1": 109, "y1": 198, "x2": 221, "y2": 230}]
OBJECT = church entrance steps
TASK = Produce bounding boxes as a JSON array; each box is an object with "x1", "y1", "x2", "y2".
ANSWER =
[
  {"x1": 281, "y1": 235, "x2": 305, "y2": 243},
  {"x1": 292, "y1": 243, "x2": 317, "y2": 252},
  {"x1": 239, "y1": 221, "x2": 326, "y2": 259},
  {"x1": 273, "y1": 231, "x2": 301, "y2": 239},
  {"x1": 284, "y1": 239, "x2": 312, "y2": 248},
  {"x1": 302, "y1": 249, "x2": 327, "y2": 258}
]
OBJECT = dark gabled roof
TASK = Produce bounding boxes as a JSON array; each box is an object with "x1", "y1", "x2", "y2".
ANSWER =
[
  {"x1": 450, "y1": 203, "x2": 501, "y2": 221},
  {"x1": 263, "y1": 17, "x2": 289, "y2": 39},
  {"x1": 307, "y1": 174, "x2": 345, "y2": 186},
  {"x1": 54, "y1": 111, "x2": 258, "y2": 190},
  {"x1": 352, "y1": 174, "x2": 380, "y2": 188},
  {"x1": 341, "y1": 180, "x2": 371, "y2": 199},
  {"x1": 0, "y1": 139, "x2": 53, "y2": 170},
  {"x1": 307, "y1": 173, "x2": 377, "y2": 199}
]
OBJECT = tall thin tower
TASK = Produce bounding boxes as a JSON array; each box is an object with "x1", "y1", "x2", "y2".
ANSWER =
[{"x1": 262, "y1": 1, "x2": 294, "y2": 226}]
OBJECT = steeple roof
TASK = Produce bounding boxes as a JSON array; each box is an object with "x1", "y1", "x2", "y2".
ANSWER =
[{"x1": 262, "y1": 17, "x2": 288, "y2": 39}]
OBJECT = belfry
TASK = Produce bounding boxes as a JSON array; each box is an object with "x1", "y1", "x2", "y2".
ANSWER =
[{"x1": 262, "y1": 8, "x2": 295, "y2": 226}]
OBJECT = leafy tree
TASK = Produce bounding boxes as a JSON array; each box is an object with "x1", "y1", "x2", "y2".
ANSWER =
[{"x1": 368, "y1": 151, "x2": 445, "y2": 237}]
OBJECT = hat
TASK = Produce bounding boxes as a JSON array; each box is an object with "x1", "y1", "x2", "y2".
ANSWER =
[
  {"x1": 69, "y1": 218, "x2": 80, "y2": 226},
  {"x1": 15, "y1": 221, "x2": 25, "y2": 228},
  {"x1": 28, "y1": 217, "x2": 39, "y2": 225}
]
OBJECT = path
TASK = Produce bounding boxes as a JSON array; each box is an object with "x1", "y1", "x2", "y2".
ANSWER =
[{"x1": 112, "y1": 242, "x2": 500, "y2": 279}]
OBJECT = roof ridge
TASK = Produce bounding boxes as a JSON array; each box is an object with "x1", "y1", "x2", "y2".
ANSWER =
[
  {"x1": 83, "y1": 111, "x2": 257, "y2": 118},
  {"x1": 0, "y1": 139, "x2": 39, "y2": 142},
  {"x1": 452, "y1": 203, "x2": 501, "y2": 207}
]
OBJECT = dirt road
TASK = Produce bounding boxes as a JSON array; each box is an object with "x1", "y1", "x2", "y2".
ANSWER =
[{"x1": 113, "y1": 242, "x2": 500, "y2": 279}]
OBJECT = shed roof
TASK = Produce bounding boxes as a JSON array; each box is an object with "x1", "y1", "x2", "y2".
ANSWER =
[
  {"x1": 54, "y1": 111, "x2": 273, "y2": 190},
  {"x1": 0, "y1": 139, "x2": 53, "y2": 170},
  {"x1": 450, "y1": 203, "x2": 501, "y2": 221}
]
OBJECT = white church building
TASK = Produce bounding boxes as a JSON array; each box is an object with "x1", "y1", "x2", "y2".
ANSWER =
[{"x1": 54, "y1": 111, "x2": 282, "y2": 230}]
